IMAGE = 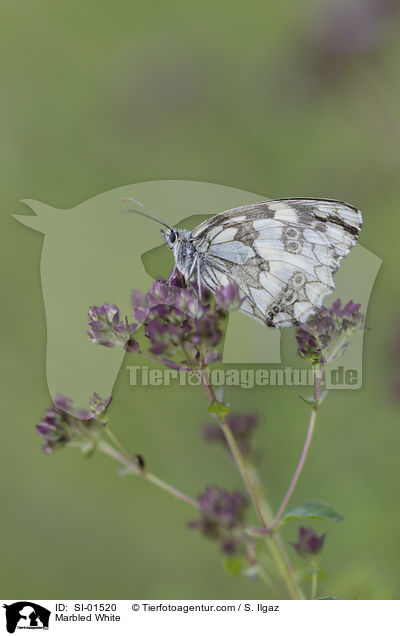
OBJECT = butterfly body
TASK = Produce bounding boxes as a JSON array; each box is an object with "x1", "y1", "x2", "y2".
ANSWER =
[{"x1": 161, "y1": 198, "x2": 362, "y2": 328}]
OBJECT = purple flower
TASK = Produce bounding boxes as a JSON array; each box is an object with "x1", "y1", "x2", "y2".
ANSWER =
[
  {"x1": 188, "y1": 486, "x2": 247, "y2": 555},
  {"x1": 124, "y1": 338, "x2": 140, "y2": 353},
  {"x1": 220, "y1": 537, "x2": 239, "y2": 555},
  {"x1": 307, "y1": 0, "x2": 400, "y2": 59},
  {"x1": 296, "y1": 299, "x2": 364, "y2": 364},
  {"x1": 190, "y1": 486, "x2": 247, "y2": 531},
  {"x1": 88, "y1": 303, "x2": 137, "y2": 348},
  {"x1": 215, "y1": 282, "x2": 244, "y2": 312},
  {"x1": 88, "y1": 393, "x2": 112, "y2": 418},
  {"x1": 203, "y1": 412, "x2": 258, "y2": 456},
  {"x1": 129, "y1": 273, "x2": 241, "y2": 367},
  {"x1": 291, "y1": 526, "x2": 326, "y2": 558},
  {"x1": 36, "y1": 392, "x2": 111, "y2": 454},
  {"x1": 89, "y1": 272, "x2": 243, "y2": 369},
  {"x1": 53, "y1": 394, "x2": 74, "y2": 412}
]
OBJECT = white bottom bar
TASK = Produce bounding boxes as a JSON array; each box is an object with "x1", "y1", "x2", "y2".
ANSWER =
[{"x1": 1, "y1": 599, "x2": 398, "y2": 635}]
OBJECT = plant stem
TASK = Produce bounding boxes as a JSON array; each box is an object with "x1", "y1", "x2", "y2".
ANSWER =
[
  {"x1": 271, "y1": 364, "x2": 324, "y2": 530},
  {"x1": 257, "y1": 564, "x2": 277, "y2": 591},
  {"x1": 105, "y1": 426, "x2": 131, "y2": 457},
  {"x1": 101, "y1": 431, "x2": 295, "y2": 596},
  {"x1": 222, "y1": 417, "x2": 270, "y2": 531},
  {"x1": 272, "y1": 408, "x2": 318, "y2": 528},
  {"x1": 146, "y1": 472, "x2": 199, "y2": 508},
  {"x1": 200, "y1": 368, "x2": 304, "y2": 599},
  {"x1": 200, "y1": 369, "x2": 269, "y2": 531},
  {"x1": 265, "y1": 535, "x2": 301, "y2": 600},
  {"x1": 98, "y1": 440, "x2": 201, "y2": 510},
  {"x1": 311, "y1": 561, "x2": 318, "y2": 600},
  {"x1": 140, "y1": 350, "x2": 192, "y2": 371},
  {"x1": 246, "y1": 461, "x2": 305, "y2": 600}
]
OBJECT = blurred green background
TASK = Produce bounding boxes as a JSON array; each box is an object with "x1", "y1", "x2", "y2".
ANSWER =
[{"x1": 1, "y1": 0, "x2": 400, "y2": 600}]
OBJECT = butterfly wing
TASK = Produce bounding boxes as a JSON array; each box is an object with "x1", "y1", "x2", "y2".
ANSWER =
[{"x1": 191, "y1": 198, "x2": 362, "y2": 327}]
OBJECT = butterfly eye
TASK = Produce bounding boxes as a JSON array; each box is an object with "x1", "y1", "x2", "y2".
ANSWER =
[{"x1": 169, "y1": 230, "x2": 177, "y2": 244}]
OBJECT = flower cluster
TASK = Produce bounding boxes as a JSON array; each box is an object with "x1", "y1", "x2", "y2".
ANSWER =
[
  {"x1": 291, "y1": 526, "x2": 326, "y2": 559},
  {"x1": 88, "y1": 271, "x2": 244, "y2": 370},
  {"x1": 202, "y1": 412, "x2": 258, "y2": 457},
  {"x1": 308, "y1": 0, "x2": 400, "y2": 60},
  {"x1": 88, "y1": 304, "x2": 137, "y2": 350},
  {"x1": 36, "y1": 393, "x2": 111, "y2": 454},
  {"x1": 131, "y1": 274, "x2": 243, "y2": 366},
  {"x1": 188, "y1": 486, "x2": 247, "y2": 555},
  {"x1": 296, "y1": 299, "x2": 364, "y2": 364},
  {"x1": 214, "y1": 283, "x2": 244, "y2": 312}
]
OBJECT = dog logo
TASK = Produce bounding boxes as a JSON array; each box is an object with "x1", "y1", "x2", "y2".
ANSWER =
[{"x1": 2, "y1": 602, "x2": 50, "y2": 633}]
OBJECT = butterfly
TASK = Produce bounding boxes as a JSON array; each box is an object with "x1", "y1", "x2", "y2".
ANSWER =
[{"x1": 122, "y1": 197, "x2": 362, "y2": 327}]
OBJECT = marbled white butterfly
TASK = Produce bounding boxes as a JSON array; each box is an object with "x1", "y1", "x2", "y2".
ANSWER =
[{"x1": 123, "y1": 197, "x2": 362, "y2": 328}]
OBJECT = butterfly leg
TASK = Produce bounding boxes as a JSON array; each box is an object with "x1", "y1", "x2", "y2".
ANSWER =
[
  {"x1": 188, "y1": 256, "x2": 197, "y2": 279},
  {"x1": 196, "y1": 258, "x2": 202, "y2": 302},
  {"x1": 186, "y1": 255, "x2": 202, "y2": 300}
]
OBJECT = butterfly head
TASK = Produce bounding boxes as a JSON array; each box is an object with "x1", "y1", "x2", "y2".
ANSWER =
[
  {"x1": 161, "y1": 227, "x2": 191, "y2": 250},
  {"x1": 161, "y1": 227, "x2": 179, "y2": 250}
]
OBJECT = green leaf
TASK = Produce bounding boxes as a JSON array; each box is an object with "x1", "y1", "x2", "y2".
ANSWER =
[
  {"x1": 81, "y1": 441, "x2": 96, "y2": 457},
  {"x1": 298, "y1": 390, "x2": 329, "y2": 407},
  {"x1": 280, "y1": 500, "x2": 345, "y2": 525},
  {"x1": 298, "y1": 394, "x2": 317, "y2": 406},
  {"x1": 208, "y1": 400, "x2": 231, "y2": 417},
  {"x1": 223, "y1": 555, "x2": 243, "y2": 576}
]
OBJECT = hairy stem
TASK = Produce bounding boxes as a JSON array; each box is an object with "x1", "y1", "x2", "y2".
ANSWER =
[
  {"x1": 272, "y1": 409, "x2": 318, "y2": 529},
  {"x1": 311, "y1": 561, "x2": 318, "y2": 600},
  {"x1": 98, "y1": 440, "x2": 201, "y2": 510},
  {"x1": 271, "y1": 364, "x2": 324, "y2": 530}
]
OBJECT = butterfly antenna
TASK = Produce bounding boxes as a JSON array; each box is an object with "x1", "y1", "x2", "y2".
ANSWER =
[{"x1": 121, "y1": 197, "x2": 171, "y2": 229}]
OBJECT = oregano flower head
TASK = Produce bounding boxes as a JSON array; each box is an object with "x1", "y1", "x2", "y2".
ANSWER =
[
  {"x1": 37, "y1": 393, "x2": 111, "y2": 454},
  {"x1": 296, "y1": 299, "x2": 364, "y2": 364},
  {"x1": 291, "y1": 526, "x2": 326, "y2": 558}
]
